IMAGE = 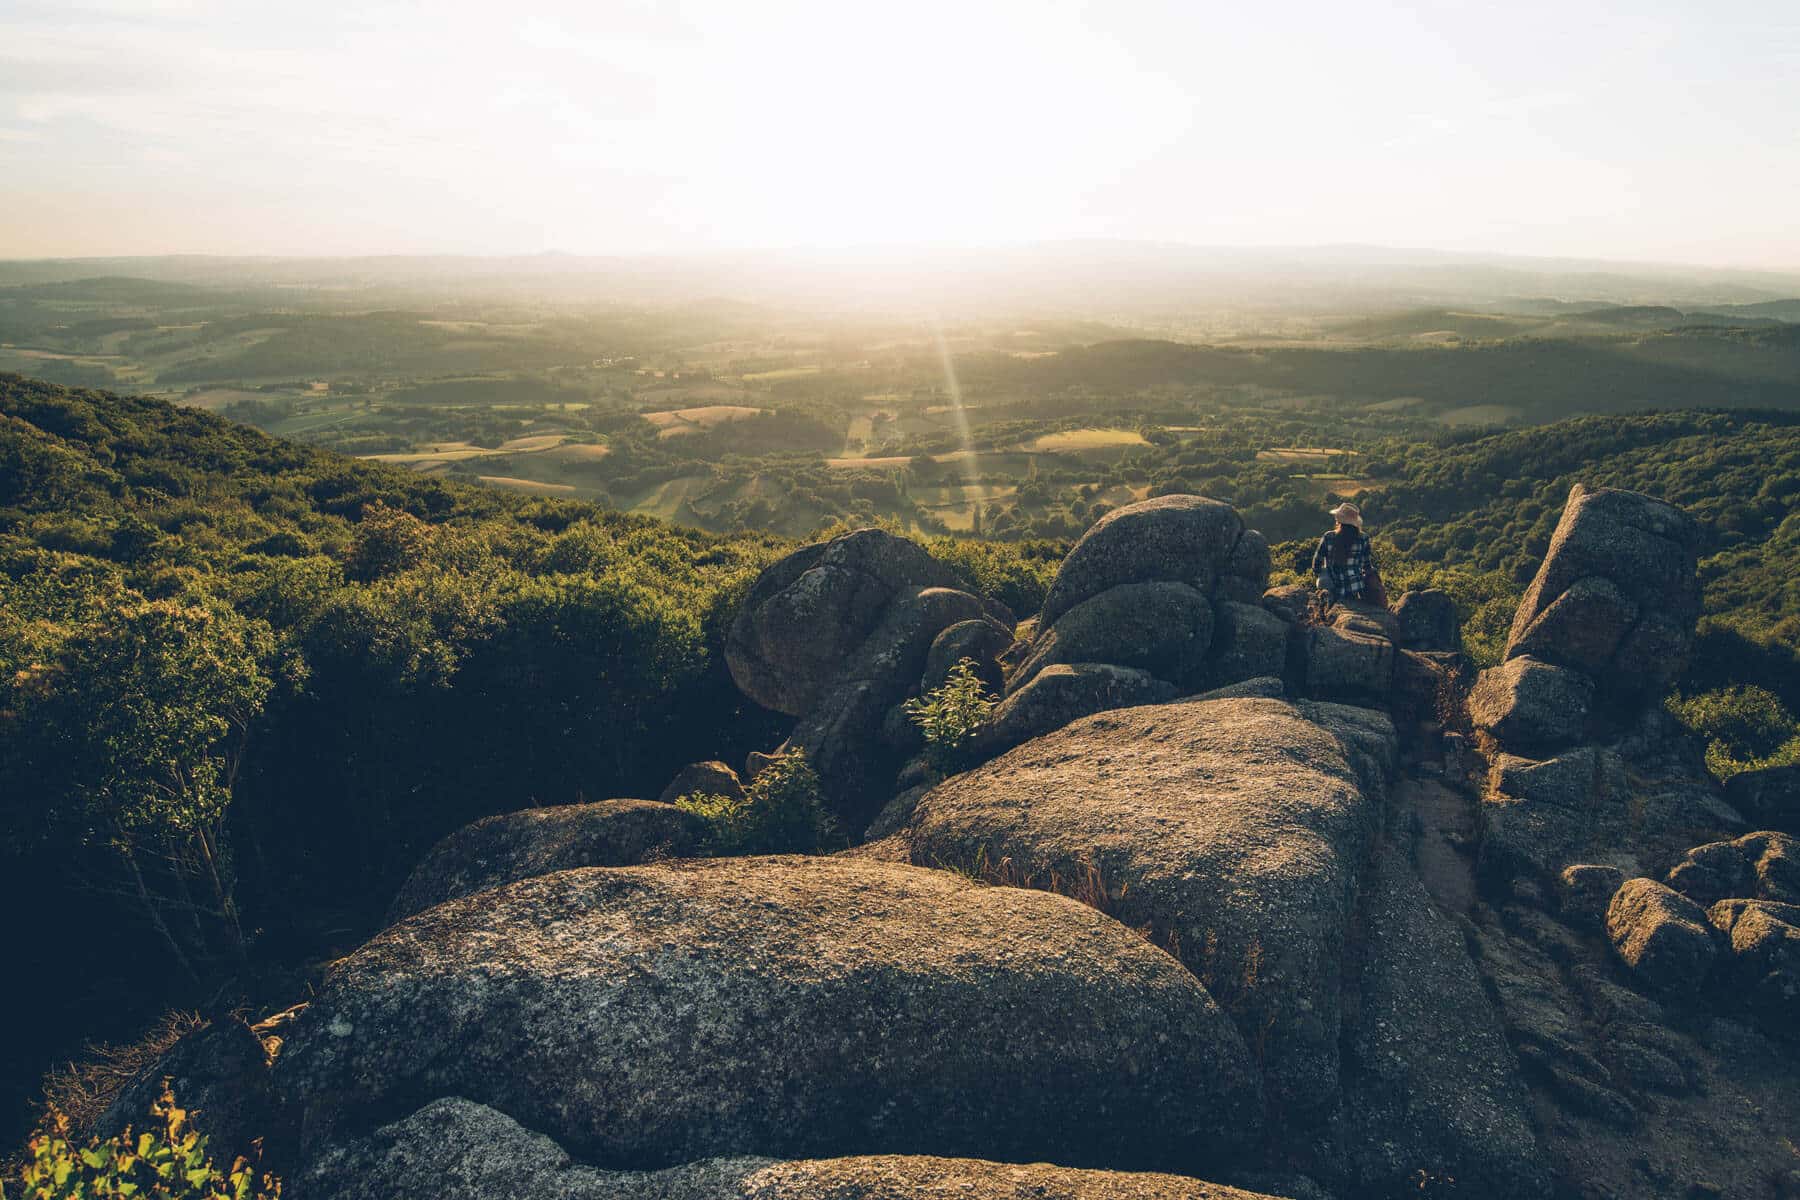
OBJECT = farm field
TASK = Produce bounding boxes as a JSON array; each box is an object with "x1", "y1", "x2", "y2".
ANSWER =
[{"x1": 2, "y1": 263, "x2": 1796, "y2": 544}]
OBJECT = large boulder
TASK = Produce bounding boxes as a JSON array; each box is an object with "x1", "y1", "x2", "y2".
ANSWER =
[
  {"x1": 787, "y1": 586, "x2": 991, "y2": 829},
  {"x1": 298, "y1": 1097, "x2": 1286, "y2": 1200},
  {"x1": 1038, "y1": 496, "x2": 1264, "y2": 627},
  {"x1": 1707, "y1": 899, "x2": 1800, "y2": 1022},
  {"x1": 279, "y1": 856, "x2": 1263, "y2": 1173},
  {"x1": 726, "y1": 530, "x2": 962, "y2": 715},
  {"x1": 1208, "y1": 601, "x2": 1289, "y2": 688},
  {"x1": 1478, "y1": 747, "x2": 1632, "y2": 884},
  {"x1": 1393, "y1": 588, "x2": 1462, "y2": 652},
  {"x1": 1664, "y1": 832, "x2": 1800, "y2": 908},
  {"x1": 1606, "y1": 878, "x2": 1719, "y2": 994},
  {"x1": 904, "y1": 697, "x2": 1381, "y2": 1118},
  {"x1": 1467, "y1": 656, "x2": 1594, "y2": 751},
  {"x1": 98, "y1": 1018, "x2": 279, "y2": 1171},
  {"x1": 1339, "y1": 847, "x2": 1550, "y2": 1199},
  {"x1": 1738, "y1": 830, "x2": 1800, "y2": 903},
  {"x1": 1011, "y1": 582, "x2": 1212, "y2": 692},
  {"x1": 386, "y1": 799, "x2": 707, "y2": 924},
  {"x1": 1260, "y1": 583, "x2": 1312, "y2": 625},
  {"x1": 1301, "y1": 623, "x2": 1393, "y2": 700},
  {"x1": 1504, "y1": 485, "x2": 1702, "y2": 707},
  {"x1": 920, "y1": 617, "x2": 1012, "y2": 696},
  {"x1": 978, "y1": 663, "x2": 1177, "y2": 758},
  {"x1": 1666, "y1": 840, "x2": 1757, "y2": 907}
]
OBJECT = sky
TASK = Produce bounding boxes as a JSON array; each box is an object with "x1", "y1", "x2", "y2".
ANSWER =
[{"x1": 1, "y1": 0, "x2": 1797, "y2": 266}]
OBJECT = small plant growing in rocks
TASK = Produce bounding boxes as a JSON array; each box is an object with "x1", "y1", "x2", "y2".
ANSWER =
[
  {"x1": 904, "y1": 658, "x2": 998, "y2": 772},
  {"x1": 676, "y1": 749, "x2": 835, "y2": 855},
  {"x1": 6, "y1": 1081, "x2": 281, "y2": 1199}
]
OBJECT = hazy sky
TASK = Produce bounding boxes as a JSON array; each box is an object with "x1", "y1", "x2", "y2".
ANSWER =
[{"x1": 2, "y1": 0, "x2": 1797, "y2": 265}]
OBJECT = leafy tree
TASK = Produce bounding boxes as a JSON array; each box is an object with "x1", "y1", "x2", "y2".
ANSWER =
[
  {"x1": 344, "y1": 501, "x2": 433, "y2": 581},
  {"x1": 2, "y1": 591, "x2": 274, "y2": 974}
]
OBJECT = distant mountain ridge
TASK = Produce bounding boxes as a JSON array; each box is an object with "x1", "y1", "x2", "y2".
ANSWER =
[{"x1": 4, "y1": 244, "x2": 1799, "y2": 314}]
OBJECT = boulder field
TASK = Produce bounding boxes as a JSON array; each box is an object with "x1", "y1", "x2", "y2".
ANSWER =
[{"x1": 109, "y1": 490, "x2": 1800, "y2": 1200}]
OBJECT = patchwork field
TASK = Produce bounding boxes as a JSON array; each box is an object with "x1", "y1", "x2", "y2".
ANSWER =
[
  {"x1": 642, "y1": 405, "x2": 763, "y2": 437},
  {"x1": 476, "y1": 475, "x2": 578, "y2": 494},
  {"x1": 1022, "y1": 429, "x2": 1149, "y2": 453}
]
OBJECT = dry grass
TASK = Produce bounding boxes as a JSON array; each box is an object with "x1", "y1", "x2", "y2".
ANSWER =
[
  {"x1": 1023, "y1": 429, "x2": 1149, "y2": 453},
  {"x1": 475, "y1": 475, "x2": 577, "y2": 495},
  {"x1": 38, "y1": 1010, "x2": 205, "y2": 1139},
  {"x1": 544, "y1": 442, "x2": 611, "y2": 463},
  {"x1": 642, "y1": 405, "x2": 762, "y2": 438}
]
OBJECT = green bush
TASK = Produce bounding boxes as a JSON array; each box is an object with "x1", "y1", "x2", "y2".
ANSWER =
[
  {"x1": 1668, "y1": 685, "x2": 1800, "y2": 780},
  {"x1": 904, "y1": 658, "x2": 998, "y2": 772},
  {"x1": 6, "y1": 1082, "x2": 281, "y2": 1199},
  {"x1": 676, "y1": 750, "x2": 834, "y2": 854},
  {"x1": 923, "y1": 536, "x2": 1062, "y2": 618}
]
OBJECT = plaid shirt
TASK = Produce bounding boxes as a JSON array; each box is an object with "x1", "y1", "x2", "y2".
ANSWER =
[{"x1": 1313, "y1": 530, "x2": 1374, "y2": 601}]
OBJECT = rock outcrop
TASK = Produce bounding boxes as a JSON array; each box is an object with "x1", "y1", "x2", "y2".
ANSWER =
[
  {"x1": 1009, "y1": 580, "x2": 1212, "y2": 692},
  {"x1": 299, "y1": 1098, "x2": 1285, "y2": 1200},
  {"x1": 118, "y1": 480, "x2": 1800, "y2": 1200},
  {"x1": 725, "y1": 530, "x2": 962, "y2": 716},
  {"x1": 1037, "y1": 495, "x2": 1266, "y2": 627},
  {"x1": 1009, "y1": 497, "x2": 1273, "y2": 712},
  {"x1": 281, "y1": 856, "x2": 1263, "y2": 1174},
  {"x1": 1707, "y1": 898, "x2": 1800, "y2": 1021},
  {"x1": 1393, "y1": 588, "x2": 1461, "y2": 652},
  {"x1": 902, "y1": 696, "x2": 1385, "y2": 1118},
  {"x1": 1606, "y1": 878, "x2": 1718, "y2": 993},
  {"x1": 1471, "y1": 486, "x2": 1732, "y2": 890},
  {"x1": 978, "y1": 662, "x2": 1177, "y2": 757},
  {"x1": 386, "y1": 798, "x2": 707, "y2": 924},
  {"x1": 1503, "y1": 485, "x2": 1702, "y2": 709},
  {"x1": 1338, "y1": 847, "x2": 1549, "y2": 1199},
  {"x1": 726, "y1": 529, "x2": 993, "y2": 829}
]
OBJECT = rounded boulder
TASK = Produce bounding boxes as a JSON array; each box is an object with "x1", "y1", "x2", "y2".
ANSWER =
[
  {"x1": 1039, "y1": 496, "x2": 1258, "y2": 627},
  {"x1": 281, "y1": 856, "x2": 1264, "y2": 1174},
  {"x1": 385, "y1": 798, "x2": 707, "y2": 925},
  {"x1": 726, "y1": 529, "x2": 962, "y2": 715}
]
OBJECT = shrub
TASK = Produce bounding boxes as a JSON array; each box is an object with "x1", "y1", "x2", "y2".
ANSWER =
[
  {"x1": 904, "y1": 659, "x2": 998, "y2": 772},
  {"x1": 923, "y1": 537, "x2": 1062, "y2": 618},
  {"x1": 6, "y1": 1082, "x2": 281, "y2": 1199},
  {"x1": 1668, "y1": 685, "x2": 1800, "y2": 780},
  {"x1": 676, "y1": 750, "x2": 834, "y2": 855}
]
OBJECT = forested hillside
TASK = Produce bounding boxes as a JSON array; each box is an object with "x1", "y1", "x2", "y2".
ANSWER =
[{"x1": 3, "y1": 372, "x2": 1797, "y2": 1147}]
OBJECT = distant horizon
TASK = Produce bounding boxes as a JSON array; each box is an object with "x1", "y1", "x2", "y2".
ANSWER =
[{"x1": 5, "y1": 239, "x2": 1800, "y2": 280}]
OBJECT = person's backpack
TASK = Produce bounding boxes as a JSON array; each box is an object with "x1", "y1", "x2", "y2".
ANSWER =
[{"x1": 1364, "y1": 560, "x2": 1389, "y2": 608}]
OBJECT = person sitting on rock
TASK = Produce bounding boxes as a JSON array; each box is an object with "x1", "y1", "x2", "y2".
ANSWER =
[{"x1": 1312, "y1": 502, "x2": 1387, "y2": 611}]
